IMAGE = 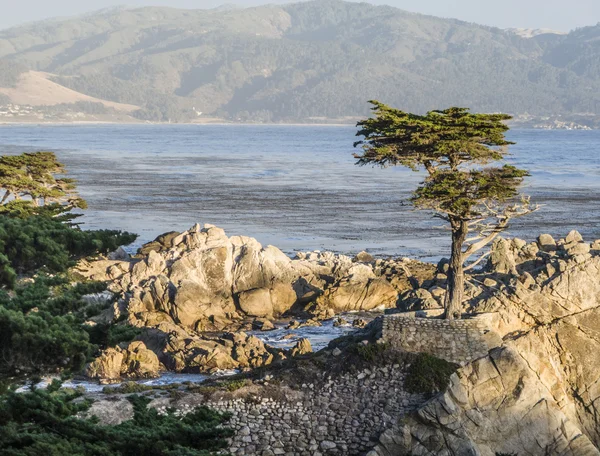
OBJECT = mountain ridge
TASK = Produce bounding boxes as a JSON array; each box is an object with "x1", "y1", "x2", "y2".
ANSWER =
[{"x1": 0, "y1": 0, "x2": 599, "y2": 124}]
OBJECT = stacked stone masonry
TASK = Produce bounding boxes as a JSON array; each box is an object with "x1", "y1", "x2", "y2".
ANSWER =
[
  {"x1": 381, "y1": 315, "x2": 490, "y2": 365},
  {"x1": 168, "y1": 365, "x2": 425, "y2": 456},
  {"x1": 154, "y1": 315, "x2": 492, "y2": 455}
]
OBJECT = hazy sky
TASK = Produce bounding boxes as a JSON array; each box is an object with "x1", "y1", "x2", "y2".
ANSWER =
[{"x1": 0, "y1": 0, "x2": 599, "y2": 32}]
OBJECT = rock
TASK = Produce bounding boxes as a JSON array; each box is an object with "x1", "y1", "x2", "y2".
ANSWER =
[
  {"x1": 320, "y1": 441, "x2": 337, "y2": 450},
  {"x1": 566, "y1": 242, "x2": 591, "y2": 256},
  {"x1": 315, "y1": 273, "x2": 398, "y2": 313},
  {"x1": 332, "y1": 348, "x2": 342, "y2": 357},
  {"x1": 269, "y1": 282, "x2": 297, "y2": 316},
  {"x1": 287, "y1": 320, "x2": 301, "y2": 329},
  {"x1": 566, "y1": 230, "x2": 584, "y2": 244},
  {"x1": 592, "y1": 240, "x2": 600, "y2": 251},
  {"x1": 121, "y1": 341, "x2": 160, "y2": 379},
  {"x1": 537, "y1": 234, "x2": 557, "y2": 252},
  {"x1": 108, "y1": 246, "x2": 130, "y2": 261},
  {"x1": 488, "y1": 238, "x2": 517, "y2": 275},
  {"x1": 437, "y1": 258, "x2": 450, "y2": 274},
  {"x1": 483, "y1": 278, "x2": 497, "y2": 288},
  {"x1": 352, "y1": 318, "x2": 368, "y2": 328},
  {"x1": 238, "y1": 288, "x2": 273, "y2": 318},
  {"x1": 333, "y1": 317, "x2": 348, "y2": 327},
  {"x1": 512, "y1": 238, "x2": 527, "y2": 250},
  {"x1": 252, "y1": 318, "x2": 275, "y2": 331},
  {"x1": 87, "y1": 399, "x2": 134, "y2": 425},
  {"x1": 291, "y1": 338, "x2": 312, "y2": 356},
  {"x1": 354, "y1": 251, "x2": 375, "y2": 263},
  {"x1": 86, "y1": 348, "x2": 124, "y2": 381},
  {"x1": 87, "y1": 341, "x2": 160, "y2": 381},
  {"x1": 137, "y1": 231, "x2": 181, "y2": 256}
]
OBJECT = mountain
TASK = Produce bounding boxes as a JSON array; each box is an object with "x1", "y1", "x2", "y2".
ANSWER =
[{"x1": 0, "y1": 0, "x2": 599, "y2": 123}]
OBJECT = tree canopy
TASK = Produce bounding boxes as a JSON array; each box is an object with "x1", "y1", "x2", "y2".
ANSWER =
[
  {"x1": 355, "y1": 102, "x2": 533, "y2": 319},
  {"x1": 0, "y1": 151, "x2": 86, "y2": 218}
]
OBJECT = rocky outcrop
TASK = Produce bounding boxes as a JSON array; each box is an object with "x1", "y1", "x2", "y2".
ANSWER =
[
  {"x1": 78, "y1": 224, "x2": 414, "y2": 333},
  {"x1": 79, "y1": 224, "x2": 441, "y2": 378},
  {"x1": 86, "y1": 341, "x2": 160, "y2": 383},
  {"x1": 371, "y1": 231, "x2": 600, "y2": 456}
]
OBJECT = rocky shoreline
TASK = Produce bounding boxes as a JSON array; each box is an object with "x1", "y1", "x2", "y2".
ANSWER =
[{"x1": 71, "y1": 224, "x2": 600, "y2": 455}]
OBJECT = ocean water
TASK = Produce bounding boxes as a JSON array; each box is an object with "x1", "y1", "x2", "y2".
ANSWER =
[{"x1": 0, "y1": 124, "x2": 599, "y2": 260}]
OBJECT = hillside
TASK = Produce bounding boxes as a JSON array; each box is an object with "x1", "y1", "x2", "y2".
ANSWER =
[
  {"x1": 0, "y1": 0, "x2": 599, "y2": 123},
  {"x1": 0, "y1": 71, "x2": 139, "y2": 111}
]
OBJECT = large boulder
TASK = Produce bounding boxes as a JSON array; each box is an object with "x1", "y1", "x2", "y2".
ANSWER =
[
  {"x1": 87, "y1": 341, "x2": 160, "y2": 382},
  {"x1": 237, "y1": 288, "x2": 274, "y2": 318},
  {"x1": 315, "y1": 264, "x2": 398, "y2": 312},
  {"x1": 86, "y1": 348, "x2": 124, "y2": 382},
  {"x1": 120, "y1": 341, "x2": 160, "y2": 379}
]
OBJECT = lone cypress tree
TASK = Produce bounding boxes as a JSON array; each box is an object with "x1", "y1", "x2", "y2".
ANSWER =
[{"x1": 354, "y1": 102, "x2": 534, "y2": 319}]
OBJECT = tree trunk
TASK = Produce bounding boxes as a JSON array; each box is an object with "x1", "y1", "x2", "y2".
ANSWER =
[{"x1": 444, "y1": 219, "x2": 468, "y2": 320}]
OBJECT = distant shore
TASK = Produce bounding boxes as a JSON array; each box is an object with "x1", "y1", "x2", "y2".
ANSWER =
[{"x1": 0, "y1": 119, "x2": 597, "y2": 129}]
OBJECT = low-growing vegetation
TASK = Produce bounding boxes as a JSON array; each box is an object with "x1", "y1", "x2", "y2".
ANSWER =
[
  {"x1": 0, "y1": 276, "x2": 110, "y2": 376},
  {"x1": 0, "y1": 381, "x2": 233, "y2": 456},
  {"x1": 405, "y1": 353, "x2": 458, "y2": 394}
]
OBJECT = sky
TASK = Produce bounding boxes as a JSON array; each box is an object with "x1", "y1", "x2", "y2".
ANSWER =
[{"x1": 0, "y1": 0, "x2": 598, "y2": 32}]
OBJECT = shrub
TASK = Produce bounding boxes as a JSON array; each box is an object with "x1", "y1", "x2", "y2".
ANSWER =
[
  {"x1": 0, "y1": 276, "x2": 110, "y2": 376},
  {"x1": 355, "y1": 342, "x2": 389, "y2": 362},
  {"x1": 405, "y1": 353, "x2": 458, "y2": 394},
  {"x1": 0, "y1": 386, "x2": 232, "y2": 455},
  {"x1": 0, "y1": 215, "x2": 136, "y2": 289},
  {"x1": 222, "y1": 379, "x2": 250, "y2": 392},
  {"x1": 87, "y1": 324, "x2": 143, "y2": 349}
]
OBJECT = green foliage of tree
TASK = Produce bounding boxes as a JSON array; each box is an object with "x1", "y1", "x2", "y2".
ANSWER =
[
  {"x1": 0, "y1": 216, "x2": 137, "y2": 288},
  {"x1": 86, "y1": 324, "x2": 143, "y2": 349},
  {"x1": 0, "y1": 151, "x2": 87, "y2": 216},
  {"x1": 0, "y1": 276, "x2": 109, "y2": 376},
  {"x1": 0, "y1": 385, "x2": 232, "y2": 456},
  {"x1": 355, "y1": 102, "x2": 534, "y2": 319}
]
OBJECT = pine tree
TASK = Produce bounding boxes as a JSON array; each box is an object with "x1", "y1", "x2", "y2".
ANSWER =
[{"x1": 354, "y1": 102, "x2": 535, "y2": 319}]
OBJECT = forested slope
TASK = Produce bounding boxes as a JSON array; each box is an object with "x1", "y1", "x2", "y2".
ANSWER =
[{"x1": 0, "y1": 0, "x2": 599, "y2": 122}]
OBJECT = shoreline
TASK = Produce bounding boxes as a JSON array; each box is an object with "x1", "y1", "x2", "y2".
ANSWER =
[{"x1": 0, "y1": 120, "x2": 598, "y2": 129}]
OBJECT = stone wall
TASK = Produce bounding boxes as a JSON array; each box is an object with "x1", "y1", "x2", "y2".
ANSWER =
[
  {"x1": 140, "y1": 314, "x2": 494, "y2": 455},
  {"x1": 381, "y1": 314, "x2": 491, "y2": 365},
  {"x1": 159, "y1": 364, "x2": 425, "y2": 456}
]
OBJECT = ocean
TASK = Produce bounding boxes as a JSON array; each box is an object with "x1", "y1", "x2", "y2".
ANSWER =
[{"x1": 1, "y1": 124, "x2": 599, "y2": 260}]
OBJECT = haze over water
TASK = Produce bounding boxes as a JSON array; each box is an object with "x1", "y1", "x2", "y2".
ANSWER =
[{"x1": 0, "y1": 124, "x2": 598, "y2": 260}]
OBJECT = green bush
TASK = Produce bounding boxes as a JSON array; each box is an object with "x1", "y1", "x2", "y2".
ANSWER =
[
  {"x1": 354, "y1": 342, "x2": 389, "y2": 362},
  {"x1": 0, "y1": 276, "x2": 110, "y2": 376},
  {"x1": 0, "y1": 215, "x2": 136, "y2": 289},
  {"x1": 222, "y1": 379, "x2": 250, "y2": 392},
  {"x1": 0, "y1": 385, "x2": 232, "y2": 456},
  {"x1": 87, "y1": 324, "x2": 143, "y2": 349},
  {"x1": 405, "y1": 353, "x2": 458, "y2": 394}
]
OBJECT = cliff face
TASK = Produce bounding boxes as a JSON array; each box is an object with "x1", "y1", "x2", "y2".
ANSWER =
[{"x1": 372, "y1": 232, "x2": 600, "y2": 456}]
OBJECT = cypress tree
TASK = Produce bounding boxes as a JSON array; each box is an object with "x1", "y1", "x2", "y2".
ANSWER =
[{"x1": 355, "y1": 102, "x2": 535, "y2": 319}]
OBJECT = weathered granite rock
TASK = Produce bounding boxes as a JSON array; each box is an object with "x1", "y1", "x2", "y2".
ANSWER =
[
  {"x1": 537, "y1": 233, "x2": 557, "y2": 252},
  {"x1": 120, "y1": 341, "x2": 160, "y2": 379},
  {"x1": 86, "y1": 348, "x2": 124, "y2": 382},
  {"x1": 78, "y1": 224, "x2": 405, "y2": 334},
  {"x1": 87, "y1": 341, "x2": 160, "y2": 382},
  {"x1": 488, "y1": 237, "x2": 517, "y2": 275},
  {"x1": 373, "y1": 233, "x2": 600, "y2": 456},
  {"x1": 291, "y1": 338, "x2": 312, "y2": 357}
]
